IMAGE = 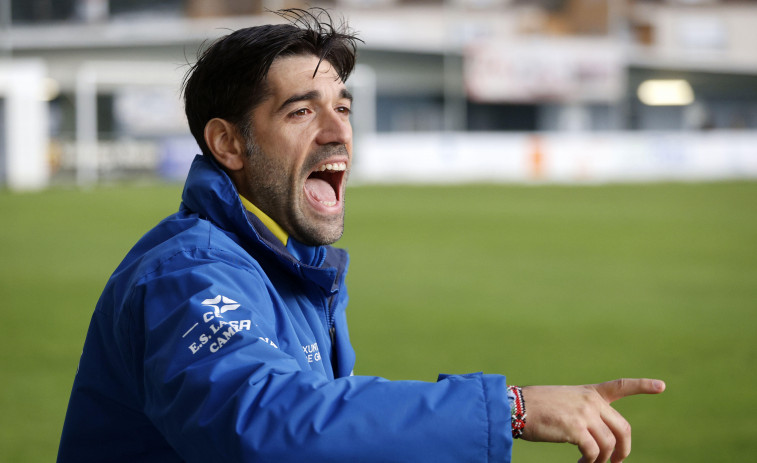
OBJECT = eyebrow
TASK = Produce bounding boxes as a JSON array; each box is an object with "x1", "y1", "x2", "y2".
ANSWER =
[{"x1": 276, "y1": 88, "x2": 354, "y2": 114}]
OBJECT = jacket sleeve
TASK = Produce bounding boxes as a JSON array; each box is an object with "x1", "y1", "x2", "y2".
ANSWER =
[{"x1": 118, "y1": 250, "x2": 513, "y2": 463}]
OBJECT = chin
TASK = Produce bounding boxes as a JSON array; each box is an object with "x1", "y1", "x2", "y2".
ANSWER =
[{"x1": 293, "y1": 219, "x2": 344, "y2": 246}]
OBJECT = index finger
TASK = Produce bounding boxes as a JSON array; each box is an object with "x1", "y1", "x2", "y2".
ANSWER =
[{"x1": 595, "y1": 378, "x2": 666, "y2": 402}]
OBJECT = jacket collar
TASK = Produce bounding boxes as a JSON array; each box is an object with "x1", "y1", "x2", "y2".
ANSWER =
[{"x1": 180, "y1": 154, "x2": 347, "y2": 293}]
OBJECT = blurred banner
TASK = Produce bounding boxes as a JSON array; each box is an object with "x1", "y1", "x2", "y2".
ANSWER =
[
  {"x1": 354, "y1": 131, "x2": 757, "y2": 184},
  {"x1": 464, "y1": 38, "x2": 625, "y2": 104}
]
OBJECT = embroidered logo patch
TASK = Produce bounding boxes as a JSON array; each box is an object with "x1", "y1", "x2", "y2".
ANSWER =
[{"x1": 201, "y1": 295, "x2": 241, "y2": 318}]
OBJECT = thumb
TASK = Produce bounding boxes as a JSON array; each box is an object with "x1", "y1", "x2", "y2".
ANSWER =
[{"x1": 595, "y1": 378, "x2": 666, "y2": 403}]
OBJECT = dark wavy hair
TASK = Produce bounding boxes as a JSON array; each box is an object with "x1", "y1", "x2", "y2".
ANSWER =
[{"x1": 182, "y1": 8, "x2": 361, "y2": 156}]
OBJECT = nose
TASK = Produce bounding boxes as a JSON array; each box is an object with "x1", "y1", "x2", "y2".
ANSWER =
[{"x1": 315, "y1": 109, "x2": 352, "y2": 147}]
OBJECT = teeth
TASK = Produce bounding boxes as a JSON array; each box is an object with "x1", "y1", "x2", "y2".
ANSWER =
[
  {"x1": 317, "y1": 162, "x2": 346, "y2": 172},
  {"x1": 320, "y1": 200, "x2": 337, "y2": 207}
]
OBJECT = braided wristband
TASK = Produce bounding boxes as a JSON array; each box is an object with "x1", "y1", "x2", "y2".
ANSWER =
[{"x1": 507, "y1": 385, "x2": 527, "y2": 439}]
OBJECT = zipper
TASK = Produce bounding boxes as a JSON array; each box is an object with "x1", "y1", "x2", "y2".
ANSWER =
[
  {"x1": 326, "y1": 293, "x2": 338, "y2": 375},
  {"x1": 326, "y1": 294, "x2": 336, "y2": 344}
]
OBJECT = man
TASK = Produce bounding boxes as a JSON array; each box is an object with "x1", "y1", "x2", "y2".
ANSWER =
[{"x1": 58, "y1": 8, "x2": 664, "y2": 463}]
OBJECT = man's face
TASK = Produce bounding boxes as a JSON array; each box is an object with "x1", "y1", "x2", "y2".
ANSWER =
[{"x1": 239, "y1": 54, "x2": 353, "y2": 246}]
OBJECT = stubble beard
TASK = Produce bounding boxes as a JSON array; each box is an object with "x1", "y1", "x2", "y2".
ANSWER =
[{"x1": 244, "y1": 140, "x2": 347, "y2": 247}]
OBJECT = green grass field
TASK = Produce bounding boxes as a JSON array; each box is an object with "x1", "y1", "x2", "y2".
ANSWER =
[{"x1": 1, "y1": 181, "x2": 755, "y2": 462}]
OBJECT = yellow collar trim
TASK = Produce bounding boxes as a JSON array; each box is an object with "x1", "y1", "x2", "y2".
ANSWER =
[{"x1": 239, "y1": 195, "x2": 289, "y2": 246}]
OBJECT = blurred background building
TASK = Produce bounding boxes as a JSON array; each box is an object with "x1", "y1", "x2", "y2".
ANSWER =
[{"x1": 1, "y1": 0, "x2": 757, "y2": 189}]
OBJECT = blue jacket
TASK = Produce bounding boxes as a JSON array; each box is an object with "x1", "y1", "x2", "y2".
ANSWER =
[{"x1": 58, "y1": 154, "x2": 513, "y2": 462}]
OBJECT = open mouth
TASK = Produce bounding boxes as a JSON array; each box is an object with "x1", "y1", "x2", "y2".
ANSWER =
[{"x1": 304, "y1": 161, "x2": 347, "y2": 209}]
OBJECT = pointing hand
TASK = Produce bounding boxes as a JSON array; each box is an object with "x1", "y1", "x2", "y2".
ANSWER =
[{"x1": 521, "y1": 378, "x2": 666, "y2": 463}]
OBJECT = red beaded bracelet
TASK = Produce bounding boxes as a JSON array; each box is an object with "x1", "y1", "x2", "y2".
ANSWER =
[{"x1": 508, "y1": 385, "x2": 527, "y2": 439}]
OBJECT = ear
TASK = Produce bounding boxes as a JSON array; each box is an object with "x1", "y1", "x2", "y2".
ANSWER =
[{"x1": 204, "y1": 118, "x2": 246, "y2": 171}]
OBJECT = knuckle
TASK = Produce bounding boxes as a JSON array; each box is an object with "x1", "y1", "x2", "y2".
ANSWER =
[
  {"x1": 600, "y1": 426, "x2": 616, "y2": 447},
  {"x1": 585, "y1": 447, "x2": 600, "y2": 461},
  {"x1": 606, "y1": 433, "x2": 617, "y2": 449},
  {"x1": 615, "y1": 378, "x2": 627, "y2": 392},
  {"x1": 585, "y1": 386, "x2": 602, "y2": 402}
]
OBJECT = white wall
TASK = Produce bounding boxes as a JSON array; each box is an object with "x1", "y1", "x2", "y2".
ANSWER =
[{"x1": 0, "y1": 60, "x2": 50, "y2": 191}]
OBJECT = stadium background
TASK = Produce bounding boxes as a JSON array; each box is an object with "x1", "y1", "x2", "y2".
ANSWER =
[{"x1": 1, "y1": 0, "x2": 756, "y2": 461}]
